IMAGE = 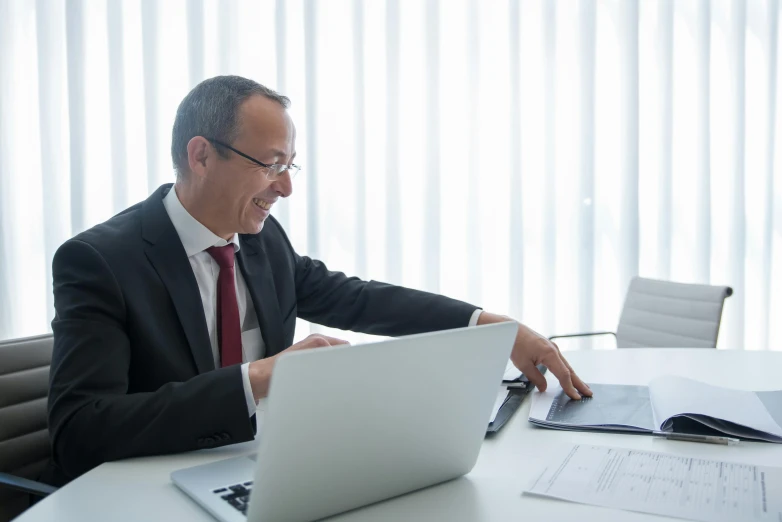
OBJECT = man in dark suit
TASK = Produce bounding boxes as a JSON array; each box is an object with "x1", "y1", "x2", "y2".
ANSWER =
[{"x1": 45, "y1": 75, "x2": 590, "y2": 485}]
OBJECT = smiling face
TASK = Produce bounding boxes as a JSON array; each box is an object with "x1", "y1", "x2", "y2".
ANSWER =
[{"x1": 181, "y1": 94, "x2": 296, "y2": 239}]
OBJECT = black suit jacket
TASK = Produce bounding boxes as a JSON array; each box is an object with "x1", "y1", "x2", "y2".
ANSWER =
[{"x1": 44, "y1": 184, "x2": 477, "y2": 484}]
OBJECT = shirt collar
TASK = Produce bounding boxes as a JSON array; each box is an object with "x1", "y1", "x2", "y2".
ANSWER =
[{"x1": 162, "y1": 185, "x2": 241, "y2": 257}]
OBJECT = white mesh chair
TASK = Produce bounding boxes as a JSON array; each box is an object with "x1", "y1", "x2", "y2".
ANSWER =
[{"x1": 550, "y1": 277, "x2": 733, "y2": 349}]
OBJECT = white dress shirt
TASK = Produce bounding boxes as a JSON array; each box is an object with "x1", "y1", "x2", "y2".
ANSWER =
[
  {"x1": 163, "y1": 185, "x2": 484, "y2": 417},
  {"x1": 163, "y1": 187, "x2": 261, "y2": 415}
]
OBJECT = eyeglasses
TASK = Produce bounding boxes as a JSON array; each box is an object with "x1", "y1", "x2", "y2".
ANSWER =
[{"x1": 206, "y1": 138, "x2": 301, "y2": 180}]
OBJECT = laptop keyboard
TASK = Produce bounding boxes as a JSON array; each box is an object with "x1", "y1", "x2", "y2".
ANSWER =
[{"x1": 213, "y1": 481, "x2": 253, "y2": 515}]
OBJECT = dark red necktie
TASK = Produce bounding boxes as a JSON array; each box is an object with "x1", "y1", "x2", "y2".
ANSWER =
[{"x1": 206, "y1": 245, "x2": 242, "y2": 367}]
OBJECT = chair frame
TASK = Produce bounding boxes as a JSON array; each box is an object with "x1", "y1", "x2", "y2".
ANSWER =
[
  {"x1": 0, "y1": 472, "x2": 56, "y2": 497},
  {"x1": 550, "y1": 331, "x2": 617, "y2": 346}
]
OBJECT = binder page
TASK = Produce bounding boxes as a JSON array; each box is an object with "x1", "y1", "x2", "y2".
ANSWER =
[
  {"x1": 524, "y1": 444, "x2": 782, "y2": 522},
  {"x1": 648, "y1": 376, "x2": 782, "y2": 436},
  {"x1": 757, "y1": 391, "x2": 782, "y2": 427},
  {"x1": 528, "y1": 384, "x2": 560, "y2": 420}
]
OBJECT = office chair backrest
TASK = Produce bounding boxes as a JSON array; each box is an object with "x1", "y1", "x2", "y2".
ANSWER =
[
  {"x1": 0, "y1": 333, "x2": 53, "y2": 521},
  {"x1": 615, "y1": 277, "x2": 732, "y2": 349}
]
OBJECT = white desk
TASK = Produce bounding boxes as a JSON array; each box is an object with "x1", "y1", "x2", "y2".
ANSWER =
[{"x1": 15, "y1": 349, "x2": 782, "y2": 522}]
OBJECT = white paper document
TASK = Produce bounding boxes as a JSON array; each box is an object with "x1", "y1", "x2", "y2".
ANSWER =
[
  {"x1": 490, "y1": 391, "x2": 508, "y2": 423},
  {"x1": 502, "y1": 360, "x2": 522, "y2": 381},
  {"x1": 524, "y1": 444, "x2": 782, "y2": 522}
]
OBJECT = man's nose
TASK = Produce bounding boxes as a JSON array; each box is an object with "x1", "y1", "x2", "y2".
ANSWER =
[{"x1": 272, "y1": 170, "x2": 293, "y2": 198}]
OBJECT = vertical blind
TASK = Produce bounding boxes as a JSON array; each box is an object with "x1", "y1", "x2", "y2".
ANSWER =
[{"x1": 0, "y1": 0, "x2": 780, "y2": 350}]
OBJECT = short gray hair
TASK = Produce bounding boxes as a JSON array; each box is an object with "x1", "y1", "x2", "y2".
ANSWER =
[{"x1": 171, "y1": 75, "x2": 290, "y2": 178}]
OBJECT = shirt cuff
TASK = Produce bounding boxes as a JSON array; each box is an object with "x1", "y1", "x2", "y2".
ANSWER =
[
  {"x1": 241, "y1": 362, "x2": 258, "y2": 416},
  {"x1": 468, "y1": 309, "x2": 483, "y2": 327}
]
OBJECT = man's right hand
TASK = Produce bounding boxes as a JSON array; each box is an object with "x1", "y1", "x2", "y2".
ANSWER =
[{"x1": 248, "y1": 334, "x2": 349, "y2": 401}]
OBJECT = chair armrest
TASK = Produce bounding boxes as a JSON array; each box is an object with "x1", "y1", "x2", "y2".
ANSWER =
[
  {"x1": 549, "y1": 331, "x2": 617, "y2": 341},
  {"x1": 0, "y1": 472, "x2": 58, "y2": 497}
]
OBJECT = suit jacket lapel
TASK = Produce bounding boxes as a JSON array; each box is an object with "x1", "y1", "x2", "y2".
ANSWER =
[
  {"x1": 237, "y1": 234, "x2": 286, "y2": 358},
  {"x1": 141, "y1": 185, "x2": 215, "y2": 374}
]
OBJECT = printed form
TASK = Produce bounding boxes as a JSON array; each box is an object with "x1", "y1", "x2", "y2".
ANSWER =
[{"x1": 524, "y1": 444, "x2": 782, "y2": 522}]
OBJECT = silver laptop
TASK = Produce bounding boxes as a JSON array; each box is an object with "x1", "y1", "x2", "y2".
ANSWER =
[{"x1": 171, "y1": 322, "x2": 517, "y2": 522}]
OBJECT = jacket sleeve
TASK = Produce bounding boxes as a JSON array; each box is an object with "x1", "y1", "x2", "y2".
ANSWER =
[
  {"x1": 48, "y1": 239, "x2": 255, "y2": 479},
  {"x1": 291, "y1": 251, "x2": 479, "y2": 337}
]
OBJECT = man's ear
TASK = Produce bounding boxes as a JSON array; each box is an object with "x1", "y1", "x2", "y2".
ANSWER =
[{"x1": 187, "y1": 136, "x2": 211, "y2": 177}]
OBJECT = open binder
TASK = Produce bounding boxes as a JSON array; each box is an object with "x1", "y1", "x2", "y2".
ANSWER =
[{"x1": 528, "y1": 375, "x2": 782, "y2": 443}]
